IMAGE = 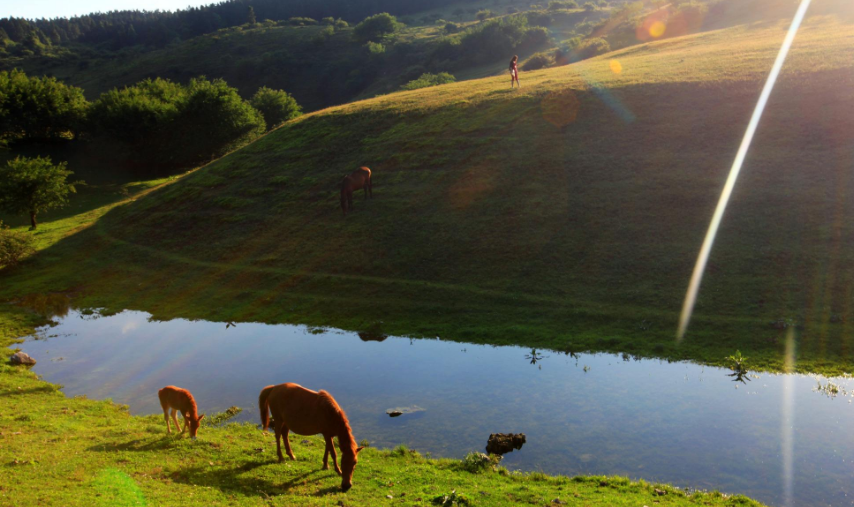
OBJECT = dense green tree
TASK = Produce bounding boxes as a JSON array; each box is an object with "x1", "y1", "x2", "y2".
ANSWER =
[
  {"x1": 88, "y1": 77, "x2": 265, "y2": 172},
  {"x1": 176, "y1": 77, "x2": 266, "y2": 165},
  {"x1": 250, "y1": 87, "x2": 302, "y2": 130},
  {"x1": 0, "y1": 69, "x2": 88, "y2": 140},
  {"x1": 353, "y1": 13, "x2": 402, "y2": 42},
  {"x1": 0, "y1": 156, "x2": 81, "y2": 229},
  {"x1": 247, "y1": 6, "x2": 257, "y2": 25}
]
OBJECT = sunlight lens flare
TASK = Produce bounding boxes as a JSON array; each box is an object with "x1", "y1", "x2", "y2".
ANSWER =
[
  {"x1": 781, "y1": 329, "x2": 796, "y2": 507},
  {"x1": 609, "y1": 59, "x2": 623, "y2": 74},
  {"x1": 676, "y1": 0, "x2": 814, "y2": 341}
]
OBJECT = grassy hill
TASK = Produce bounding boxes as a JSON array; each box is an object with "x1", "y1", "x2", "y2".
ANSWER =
[{"x1": 3, "y1": 12, "x2": 854, "y2": 373}]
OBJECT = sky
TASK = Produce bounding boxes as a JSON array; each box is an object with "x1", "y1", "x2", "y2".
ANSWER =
[{"x1": 4, "y1": 0, "x2": 216, "y2": 20}]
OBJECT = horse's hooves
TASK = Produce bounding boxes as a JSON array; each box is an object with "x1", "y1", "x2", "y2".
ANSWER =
[
  {"x1": 278, "y1": 457, "x2": 285, "y2": 463},
  {"x1": 322, "y1": 465, "x2": 329, "y2": 470},
  {"x1": 335, "y1": 469, "x2": 343, "y2": 476}
]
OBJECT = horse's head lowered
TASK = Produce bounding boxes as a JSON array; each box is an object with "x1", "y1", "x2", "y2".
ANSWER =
[{"x1": 340, "y1": 446, "x2": 365, "y2": 491}]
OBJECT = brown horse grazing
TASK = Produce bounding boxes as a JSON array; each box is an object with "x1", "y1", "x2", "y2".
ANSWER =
[
  {"x1": 340, "y1": 166, "x2": 372, "y2": 216},
  {"x1": 158, "y1": 386, "x2": 205, "y2": 438},
  {"x1": 259, "y1": 383, "x2": 364, "y2": 491}
]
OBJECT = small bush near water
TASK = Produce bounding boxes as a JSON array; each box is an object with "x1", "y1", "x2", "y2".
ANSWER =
[
  {"x1": 0, "y1": 222, "x2": 35, "y2": 267},
  {"x1": 461, "y1": 451, "x2": 502, "y2": 473}
]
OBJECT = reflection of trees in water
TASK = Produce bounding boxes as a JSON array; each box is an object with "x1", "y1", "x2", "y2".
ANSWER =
[
  {"x1": 358, "y1": 331, "x2": 388, "y2": 342},
  {"x1": 525, "y1": 349, "x2": 548, "y2": 368},
  {"x1": 15, "y1": 293, "x2": 71, "y2": 319}
]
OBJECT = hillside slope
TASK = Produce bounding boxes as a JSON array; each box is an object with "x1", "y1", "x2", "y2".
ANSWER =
[{"x1": 3, "y1": 14, "x2": 854, "y2": 372}]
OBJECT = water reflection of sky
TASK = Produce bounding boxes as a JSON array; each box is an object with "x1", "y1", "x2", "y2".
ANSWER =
[{"x1": 23, "y1": 310, "x2": 854, "y2": 507}]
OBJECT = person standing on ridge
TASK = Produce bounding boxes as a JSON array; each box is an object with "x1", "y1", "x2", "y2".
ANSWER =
[{"x1": 510, "y1": 55, "x2": 521, "y2": 88}]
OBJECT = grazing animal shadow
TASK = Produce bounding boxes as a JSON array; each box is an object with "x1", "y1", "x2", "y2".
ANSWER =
[
  {"x1": 86, "y1": 435, "x2": 176, "y2": 453},
  {"x1": 168, "y1": 461, "x2": 336, "y2": 497},
  {"x1": 340, "y1": 166, "x2": 372, "y2": 216}
]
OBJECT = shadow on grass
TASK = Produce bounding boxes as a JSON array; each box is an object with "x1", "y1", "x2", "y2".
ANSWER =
[
  {"x1": 0, "y1": 385, "x2": 58, "y2": 397},
  {"x1": 170, "y1": 461, "x2": 338, "y2": 497},
  {"x1": 86, "y1": 435, "x2": 177, "y2": 453}
]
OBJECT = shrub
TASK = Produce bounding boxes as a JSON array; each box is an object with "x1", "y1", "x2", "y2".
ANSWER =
[
  {"x1": 0, "y1": 221, "x2": 35, "y2": 268},
  {"x1": 353, "y1": 13, "x2": 402, "y2": 42},
  {"x1": 476, "y1": 10, "x2": 493, "y2": 21},
  {"x1": 365, "y1": 41, "x2": 386, "y2": 54},
  {"x1": 584, "y1": 2, "x2": 597, "y2": 10},
  {"x1": 287, "y1": 17, "x2": 317, "y2": 26},
  {"x1": 444, "y1": 22, "x2": 461, "y2": 34},
  {"x1": 521, "y1": 51, "x2": 553, "y2": 70},
  {"x1": 0, "y1": 156, "x2": 80, "y2": 230},
  {"x1": 461, "y1": 452, "x2": 502, "y2": 473},
  {"x1": 575, "y1": 36, "x2": 611, "y2": 59},
  {"x1": 250, "y1": 87, "x2": 302, "y2": 130},
  {"x1": 507, "y1": 6, "x2": 520, "y2": 13},
  {"x1": 321, "y1": 16, "x2": 335, "y2": 25},
  {"x1": 0, "y1": 69, "x2": 88, "y2": 140},
  {"x1": 334, "y1": 18, "x2": 349, "y2": 28},
  {"x1": 401, "y1": 72, "x2": 456, "y2": 90}
]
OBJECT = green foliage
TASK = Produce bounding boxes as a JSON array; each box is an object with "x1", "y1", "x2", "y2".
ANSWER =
[
  {"x1": 365, "y1": 41, "x2": 386, "y2": 54},
  {"x1": 334, "y1": 18, "x2": 349, "y2": 29},
  {"x1": 726, "y1": 350, "x2": 749, "y2": 373},
  {"x1": 433, "y1": 490, "x2": 472, "y2": 506},
  {"x1": 287, "y1": 17, "x2": 318, "y2": 26},
  {"x1": 353, "y1": 13, "x2": 402, "y2": 43},
  {"x1": 0, "y1": 69, "x2": 88, "y2": 140},
  {"x1": 476, "y1": 10, "x2": 494, "y2": 21},
  {"x1": 444, "y1": 22, "x2": 461, "y2": 34},
  {"x1": 201, "y1": 406, "x2": 242, "y2": 427},
  {"x1": 401, "y1": 72, "x2": 456, "y2": 90},
  {"x1": 548, "y1": 1, "x2": 579, "y2": 10},
  {"x1": 574, "y1": 36, "x2": 611, "y2": 59},
  {"x1": 522, "y1": 51, "x2": 553, "y2": 70},
  {"x1": 0, "y1": 221, "x2": 35, "y2": 267},
  {"x1": 88, "y1": 77, "x2": 264, "y2": 172},
  {"x1": 247, "y1": 6, "x2": 256, "y2": 25},
  {"x1": 437, "y1": 16, "x2": 548, "y2": 65},
  {"x1": 0, "y1": 156, "x2": 80, "y2": 229},
  {"x1": 321, "y1": 17, "x2": 335, "y2": 25},
  {"x1": 584, "y1": 2, "x2": 598, "y2": 10},
  {"x1": 250, "y1": 87, "x2": 302, "y2": 130},
  {"x1": 460, "y1": 452, "x2": 502, "y2": 473}
]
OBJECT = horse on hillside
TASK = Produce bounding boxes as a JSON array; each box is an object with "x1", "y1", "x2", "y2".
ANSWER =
[
  {"x1": 259, "y1": 383, "x2": 364, "y2": 491},
  {"x1": 158, "y1": 386, "x2": 205, "y2": 438},
  {"x1": 340, "y1": 166, "x2": 372, "y2": 216}
]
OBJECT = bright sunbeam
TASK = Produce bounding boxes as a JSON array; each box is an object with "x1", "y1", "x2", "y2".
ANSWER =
[
  {"x1": 676, "y1": 0, "x2": 814, "y2": 340},
  {"x1": 781, "y1": 329, "x2": 796, "y2": 507}
]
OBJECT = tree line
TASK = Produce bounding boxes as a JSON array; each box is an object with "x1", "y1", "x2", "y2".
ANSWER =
[
  {"x1": 0, "y1": 69, "x2": 301, "y2": 171},
  {"x1": 0, "y1": 0, "x2": 481, "y2": 52}
]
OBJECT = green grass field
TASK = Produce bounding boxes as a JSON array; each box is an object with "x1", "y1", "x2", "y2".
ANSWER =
[{"x1": 2, "y1": 13, "x2": 853, "y2": 374}]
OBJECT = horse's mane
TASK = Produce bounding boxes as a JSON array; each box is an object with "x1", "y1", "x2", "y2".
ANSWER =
[
  {"x1": 183, "y1": 389, "x2": 199, "y2": 417},
  {"x1": 319, "y1": 390, "x2": 357, "y2": 455}
]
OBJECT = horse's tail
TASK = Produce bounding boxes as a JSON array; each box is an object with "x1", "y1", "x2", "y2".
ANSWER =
[{"x1": 258, "y1": 385, "x2": 275, "y2": 431}]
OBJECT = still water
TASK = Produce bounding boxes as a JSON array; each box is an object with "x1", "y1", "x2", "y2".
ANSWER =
[{"x1": 22, "y1": 310, "x2": 854, "y2": 506}]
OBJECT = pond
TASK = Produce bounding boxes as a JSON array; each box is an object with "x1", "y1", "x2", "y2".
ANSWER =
[{"x1": 21, "y1": 309, "x2": 854, "y2": 507}]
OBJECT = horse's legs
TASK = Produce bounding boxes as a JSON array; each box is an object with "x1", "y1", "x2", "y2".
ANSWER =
[
  {"x1": 369, "y1": 178, "x2": 372, "y2": 199},
  {"x1": 162, "y1": 407, "x2": 171, "y2": 434},
  {"x1": 322, "y1": 437, "x2": 331, "y2": 470},
  {"x1": 170, "y1": 409, "x2": 182, "y2": 433},
  {"x1": 325, "y1": 435, "x2": 342, "y2": 475},
  {"x1": 274, "y1": 423, "x2": 285, "y2": 462},
  {"x1": 282, "y1": 425, "x2": 296, "y2": 460}
]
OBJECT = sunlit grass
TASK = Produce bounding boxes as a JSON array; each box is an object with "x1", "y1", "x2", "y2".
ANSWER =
[{"x1": 2, "y1": 16, "x2": 854, "y2": 374}]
